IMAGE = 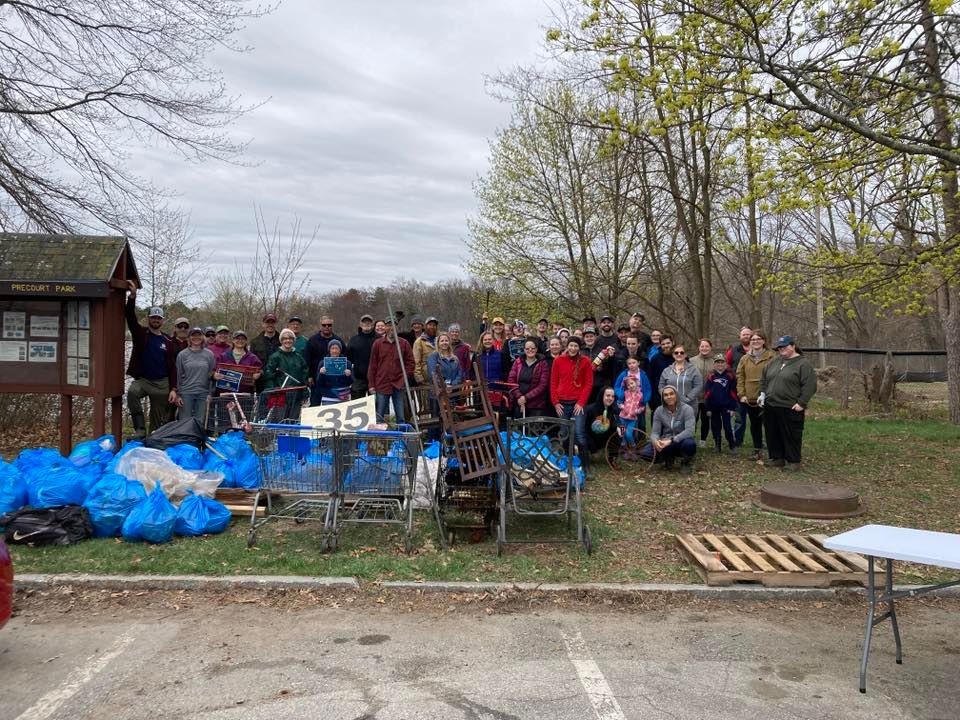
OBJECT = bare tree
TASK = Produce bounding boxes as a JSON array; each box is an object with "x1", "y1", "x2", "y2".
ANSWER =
[
  {"x1": 129, "y1": 199, "x2": 205, "y2": 308},
  {"x1": 250, "y1": 207, "x2": 316, "y2": 315},
  {"x1": 0, "y1": 0, "x2": 269, "y2": 233}
]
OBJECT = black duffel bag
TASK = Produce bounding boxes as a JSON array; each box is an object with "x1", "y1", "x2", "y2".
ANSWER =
[{"x1": 1, "y1": 505, "x2": 93, "y2": 546}]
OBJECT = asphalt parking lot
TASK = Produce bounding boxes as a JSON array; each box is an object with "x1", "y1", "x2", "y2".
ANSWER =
[{"x1": 2, "y1": 590, "x2": 958, "y2": 720}]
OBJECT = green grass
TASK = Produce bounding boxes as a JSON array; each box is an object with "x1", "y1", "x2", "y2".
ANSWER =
[{"x1": 11, "y1": 401, "x2": 960, "y2": 584}]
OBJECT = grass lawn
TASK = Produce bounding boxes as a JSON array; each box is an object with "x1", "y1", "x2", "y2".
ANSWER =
[{"x1": 9, "y1": 403, "x2": 960, "y2": 584}]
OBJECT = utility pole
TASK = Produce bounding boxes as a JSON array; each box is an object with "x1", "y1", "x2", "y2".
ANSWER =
[{"x1": 815, "y1": 205, "x2": 826, "y2": 369}]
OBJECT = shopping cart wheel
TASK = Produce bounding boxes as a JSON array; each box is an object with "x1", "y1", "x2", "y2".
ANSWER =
[
  {"x1": 583, "y1": 525, "x2": 593, "y2": 556},
  {"x1": 246, "y1": 529, "x2": 257, "y2": 548}
]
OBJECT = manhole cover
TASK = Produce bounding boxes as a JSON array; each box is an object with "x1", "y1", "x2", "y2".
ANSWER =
[{"x1": 754, "y1": 482, "x2": 865, "y2": 519}]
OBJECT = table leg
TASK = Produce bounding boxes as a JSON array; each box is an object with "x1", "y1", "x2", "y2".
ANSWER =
[
  {"x1": 860, "y1": 555, "x2": 876, "y2": 693},
  {"x1": 886, "y1": 558, "x2": 903, "y2": 664}
]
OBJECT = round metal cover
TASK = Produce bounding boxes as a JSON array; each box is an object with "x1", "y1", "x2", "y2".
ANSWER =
[{"x1": 754, "y1": 481, "x2": 865, "y2": 519}]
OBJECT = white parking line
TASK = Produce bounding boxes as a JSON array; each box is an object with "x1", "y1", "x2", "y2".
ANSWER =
[
  {"x1": 14, "y1": 629, "x2": 137, "y2": 720},
  {"x1": 561, "y1": 628, "x2": 628, "y2": 720}
]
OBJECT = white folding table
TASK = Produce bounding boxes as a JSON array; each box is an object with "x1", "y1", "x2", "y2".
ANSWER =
[{"x1": 824, "y1": 524, "x2": 960, "y2": 692}]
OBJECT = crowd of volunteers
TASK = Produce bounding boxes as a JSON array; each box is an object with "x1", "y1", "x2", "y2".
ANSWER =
[{"x1": 125, "y1": 281, "x2": 817, "y2": 476}]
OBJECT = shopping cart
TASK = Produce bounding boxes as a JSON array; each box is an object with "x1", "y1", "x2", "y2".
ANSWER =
[
  {"x1": 246, "y1": 422, "x2": 338, "y2": 551},
  {"x1": 255, "y1": 384, "x2": 308, "y2": 424},
  {"x1": 496, "y1": 416, "x2": 591, "y2": 556},
  {"x1": 328, "y1": 425, "x2": 420, "y2": 553},
  {"x1": 204, "y1": 393, "x2": 258, "y2": 436}
]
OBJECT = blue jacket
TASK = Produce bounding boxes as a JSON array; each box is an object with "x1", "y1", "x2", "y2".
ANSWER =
[
  {"x1": 613, "y1": 369, "x2": 652, "y2": 407},
  {"x1": 427, "y1": 352, "x2": 464, "y2": 388},
  {"x1": 704, "y1": 369, "x2": 738, "y2": 411}
]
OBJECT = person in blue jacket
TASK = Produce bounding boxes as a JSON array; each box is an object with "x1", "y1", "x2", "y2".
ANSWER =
[
  {"x1": 613, "y1": 355, "x2": 652, "y2": 430},
  {"x1": 703, "y1": 353, "x2": 738, "y2": 453},
  {"x1": 426, "y1": 333, "x2": 464, "y2": 439},
  {"x1": 312, "y1": 339, "x2": 353, "y2": 403}
]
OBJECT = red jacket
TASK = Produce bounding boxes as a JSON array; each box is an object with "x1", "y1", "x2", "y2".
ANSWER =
[
  {"x1": 550, "y1": 353, "x2": 593, "y2": 407},
  {"x1": 507, "y1": 357, "x2": 550, "y2": 409},
  {"x1": 367, "y1": 336, "x2": 414, "y2": 393}
]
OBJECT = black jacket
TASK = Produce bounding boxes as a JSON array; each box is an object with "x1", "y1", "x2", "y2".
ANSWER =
[
  {"x1": 305, "y1": 331, "x2": 345, "y2": 380},
  {"x1": 346, "y1": 330, "x2": 378, "y2": 380}
]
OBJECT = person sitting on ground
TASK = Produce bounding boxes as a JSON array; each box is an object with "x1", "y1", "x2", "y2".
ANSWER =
[
  {"x1": 216, "y1": 330, "x2": 263, "y2": 395},
  {"x1": 314, "y1": 338, "x2": 353, "y2": 403},
  {"x1": 618, "y1": 376, "x2": 645, "y2": 458},
  {"x1": 658, "y1": 342, "x2": 702, "y2": 412},
  {"x1": 263, "y1": 329, "x2": 310, "y2": 406},
  {"x1": 585, "y1": 386, "x2": 620, "y2": 460},
  {"x1": 550, "y1": 336, "x2": 594, "y2": 473},
  {"x1": 641, "y1": 384, "x2": 697, "y2": 473},
  {"x1": 174, "y1": 328, "x2": 216, "y2": 422},
  {"x1": 736, "y1": 329, "x2": 775, "y2": 460},
  {"x1": 613, "y1": 355, "x2": 651, "y2": 430},
  {"x1": 507, "y1": 338, "x2": 550, "y2": 418},
  {"x1": 704, "y1": 353, "x2": 738, "y2": 454},
  {"x1": 413, "y1": 316, "x2": 440, "y2": 384}
]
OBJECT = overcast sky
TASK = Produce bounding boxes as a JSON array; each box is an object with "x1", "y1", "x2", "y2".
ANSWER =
[{"x1": 133, "y1": 1, "x2": 551, "y2": 294}]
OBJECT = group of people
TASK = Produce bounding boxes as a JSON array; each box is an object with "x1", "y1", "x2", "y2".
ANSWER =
[{"x1": 124, "y1": 284, "x2": 817, "y2": 473}]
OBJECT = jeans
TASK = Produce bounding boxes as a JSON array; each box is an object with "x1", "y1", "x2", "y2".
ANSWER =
[
  {"x1": 733, "y1": 402, "x2": 748, "y2": 446},
  {"x1": 640, "y1": 437, "x2": 697, "y2": 463},
  {"x1": 559, "y1": 401, "x2": 590, "y2": 467},
  {"x1": 178, "y1": 394, "x2": 208, "y2": 423},
  {"x1": 620, "y1": 418, "x2": 642, "y2": 447},
  {"x1": 375, "y1": 388, "x2": 406, "y2": 425}
]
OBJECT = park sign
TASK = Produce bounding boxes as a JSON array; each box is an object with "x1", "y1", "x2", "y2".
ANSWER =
[{"x1": 0, "y1": 234, "x2": 139, "y2": 454}]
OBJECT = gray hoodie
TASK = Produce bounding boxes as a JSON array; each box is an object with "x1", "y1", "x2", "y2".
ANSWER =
[{"x1": 658, "y1": 363, "x2": 703, "y2": 410}]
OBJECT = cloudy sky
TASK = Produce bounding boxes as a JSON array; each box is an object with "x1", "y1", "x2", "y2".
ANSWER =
[{"x1": 135, "y1": 1, "x2": 552, "y2": 293}]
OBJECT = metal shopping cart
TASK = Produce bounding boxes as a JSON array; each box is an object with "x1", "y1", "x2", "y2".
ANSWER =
[
  {"x1": 204, "y1": 393, "x2": 258, "y2": 436},
  {"x1": 246, "y1": 422, "x2": 338, "y2": 550},
  {"x1": 328, "y1": 425, "x2": 421, "y2": 553},
  {"x1": 496, "y1": 416, "x2": 591, "y2": 556}
]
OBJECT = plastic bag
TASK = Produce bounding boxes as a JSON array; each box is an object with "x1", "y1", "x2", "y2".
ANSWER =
[
  {"x1": 106, "y1": 440, "x2": 143, "y2": 474},
  {"x1": 143, "y1": 417, "x2": 205, "y2": 450},
  {"x1": 174, "y1": 493, "x2": 232, "y2": 536},
  {"x1": 83, "y1": 473, "x2": 147, "y2": 538},
  {"x1": 26, "y1": 462, "x2": 89, "y2": 509},
  {"x1": 115, "y1": 447, "x2": 223, "y2": 499},
  {"x1": 165, "y1": 443, "x2": 204, "y2": 470},
  {"x1": 2, "y1": 505, "x2": 92, "y2": 546},
  {"x1": 69, "y1": 435, "x2": 116, "y2": 468},
  {"x1": 203, "y1": 432, "x2": 260, "y2": 491},
  {"x1": 14, "y1": 447, "x2": 63, "y2": 473},
  {"x1": 122, "y1": 485, "x2": 177, "y2": 543},
  {"x1": 0, "y1": 461, "x2": 27, "y2": 516}
]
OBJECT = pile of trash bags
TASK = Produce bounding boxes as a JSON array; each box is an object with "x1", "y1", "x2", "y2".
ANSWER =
[{"x1": 0, "y1": 423, "x2": 260, "y2": 546}]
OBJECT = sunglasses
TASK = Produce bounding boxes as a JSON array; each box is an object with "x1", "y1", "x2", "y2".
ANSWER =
[
  {"x1": 205, "y1": 333, "x2": 215, "y2": 337},
  {"x1": 175, "y1": 323, "x2": 189, "y2": 329},
  {"x1": 321, "y1": 323, "x2": 333, "y2": 327},
  {"x1": 673, "y1": 350, "x2": 685, "y2": 356}
]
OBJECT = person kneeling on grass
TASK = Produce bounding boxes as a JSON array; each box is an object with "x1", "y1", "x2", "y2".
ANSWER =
[{"x1": 640, "y1": 384, "x2": 697, "y2": 473}]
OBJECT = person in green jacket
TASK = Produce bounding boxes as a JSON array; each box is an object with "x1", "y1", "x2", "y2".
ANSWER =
[
  {"x1": 760, "y1": 335, "x2": 817, "y2": 469},
  {"x1": 262, "y1": 329, "x2": 310, "y2": 417}
]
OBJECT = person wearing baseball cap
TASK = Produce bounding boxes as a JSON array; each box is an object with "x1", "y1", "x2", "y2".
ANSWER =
[
  {"x1": 174, "y1": 327, "x2": 216, "y2": 423},
  {"x1": 123, "y1": 280, "x2": 176, "y2": 439},
  {"x1": 250, "y1": 313, "x2": 281, "y2": 389},
  {"x1": 480, "y1": 314, "x2": 507, "y2": 350},
  {"x1": 215, "y1": 329, "x2": 262, "y2": 394},
  {"x1": 286, "y1": 316, "x2": 307, "y2": 357},
  {"x1": 207, "y1": 325, "x2": 232, "y2": 358},
  {"x1": 169, "y1": 316, "x2": 190, "y2": 354},
  {"x1": 597, "y1": 314, "x2": 620, "y2": 354},
  {"x1": 346, "y1": 313, "x2": 378, "y2": 399},
  {"x1": 703, "y1": 352, "x2": 738, "y2": 454},
  {"x1": 760, "y1": 335, "x2": 817, "y2": 469},
  {"x1": 398, "y1": 315, "x2": 425, "y2": 346}
]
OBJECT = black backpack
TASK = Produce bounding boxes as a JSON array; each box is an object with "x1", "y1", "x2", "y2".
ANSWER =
[{"x1": 1, "y1": 506, "x2": 93, "y2": 546}]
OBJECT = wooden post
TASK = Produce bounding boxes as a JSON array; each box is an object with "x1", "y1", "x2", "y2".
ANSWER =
[
  {"x1": 93, "y1": 394, "x2": 106, "y2": 437},
  {"x1": 111, "y1": 395, "x2": 123, "y2": 440},
  {"x1": 59, "y1": 393, "x2": 73, "y2": 455}
]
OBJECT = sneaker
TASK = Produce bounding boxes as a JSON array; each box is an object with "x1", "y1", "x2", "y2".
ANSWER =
[
  {"x1": 679, "y1": 459, "x2": 693, "y2": 475},
  {"x1": 698, "y1": 439, "x2": 707, "y2": 449}
]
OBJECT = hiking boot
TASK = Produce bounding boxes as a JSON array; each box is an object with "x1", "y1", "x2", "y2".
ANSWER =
[
  {"x1": 679, "y1": 458, "x2": 693, "y2": 475},
  {"x1": 769, "y1": 458, "x2": 785, "y2": 468},
  {"x1": 784, "y1": 462, "x2": 802, "y2": 472},
  {"x1": 729, "y1": 446, "x2": 738, "y2": 456},
  {"x1": 130, "y1": 412, "x2": 147, "y2": 440},
  {"x1": 663, "y1": 456, "x2": 675, "y2": 471}
]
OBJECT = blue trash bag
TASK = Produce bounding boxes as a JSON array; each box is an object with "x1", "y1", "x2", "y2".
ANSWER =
[
  {"x1": 423, "y1": 440, "x2": 440, "y2": 459},
  {"x1": 69, "y1": 435, "x2": 117, "y2": 468},
  {"x1": 15, "y1": 447, "x2": 63, "y2": 474},
  {"x1": 83, "y1": 473, "x2": 147, "y2": 538},
  {"x1": 0, "y1": 461, "x2": 28, "y2": 516},
  {"x1": 344, "y1": 456, "x2": 404, "y2": 495},
  {"x1": 203, "y1": 432, "x2": 260, "y2": 491},
  {"x1": 26, "y1": 462, "x2": 90, "y2": 509},
  {"x1": 122, "y1": 484, "x2": 177, "y2": 543},
  {"x1": 165, "y1": 443, "x2": 204, "y2": 470},
  {"x1": 106, "y1": 440, "x2": 143, "y2": 474},
  {"x1": 174, "y1": 493, "x2": 232, "y2": 536}
]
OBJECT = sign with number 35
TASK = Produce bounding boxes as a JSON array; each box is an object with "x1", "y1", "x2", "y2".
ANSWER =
[{"x1": 299, "y1": 395, "x2": 376, "y2": 432}]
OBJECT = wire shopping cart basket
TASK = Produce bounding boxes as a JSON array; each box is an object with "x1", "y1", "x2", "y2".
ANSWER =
[
  {"x1": 246, "y1": 421, "x2": 338, "y2": 551},
  {"x1": 496, "y1": 416, "x2": 591, "y2": 556},
  {"x1": 204, "y1": 393, "x2": 258, "y2": 436},
  {"x1": 255, "y1": 385, "x2": 308, "y2": 425},
  {"x1": 329, "y1": 425, "x2": 421, "y2": 553}
]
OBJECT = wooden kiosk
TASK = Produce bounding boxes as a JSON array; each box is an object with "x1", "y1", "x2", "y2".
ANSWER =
[{"x1": 0, "y1": 234, "x2": 139, "y2": 454}]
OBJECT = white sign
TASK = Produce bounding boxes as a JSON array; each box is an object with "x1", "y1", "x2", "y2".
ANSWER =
[
  {"x1": 66, "y1": 302, "x2": 77, "y2": 329},
  {"x1": 0, "y1": 341, "x2": 27, "y2": 362},
  {"x1": 30, "y1": 315, "x2": 60, "y2": 337},
  {"x1": 66, "y1": 357, "x2": 78, "y2": 385},
  {"x1": 77, "y1": 329, "x2": 90, "y2": 357},
  {"x1": 28, "y1": 341, "x2": 57, "y2": 362},
  {"x1": 77, "y1": 358, "x2": 90, "y2": 386},
  {"x1": 2, "y1": 311, "x2": 25, "y2": 339},
  {"x1": 78, "y1": 302, "x2": 90, "y2": 330},
  {"x1": 299, "y1": 395, "x2": 376, "y2": 432}
]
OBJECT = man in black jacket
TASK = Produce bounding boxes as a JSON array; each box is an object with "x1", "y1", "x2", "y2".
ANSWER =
[
  {"x1": 250, "y1": 313, "x2": 281, "y2": 391},
  {"x1": 347, "y1": 313, "x2": 378, "y2": 399},
  {"x1": 124, "y1": 280, "x2": 176, "y2": 438}
]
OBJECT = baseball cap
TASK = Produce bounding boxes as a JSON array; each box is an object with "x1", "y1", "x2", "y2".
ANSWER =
[
  {"x1": 600, "y1": 314, "x2": 614, "y2": 322},
  {"x1": 410, "y1": 315, "x2": 424, "y2": 324},
  {"x1": 492, "y1": 316, "x2": 505, "y2": 324},
  {"x1": 538, "y1": 317, "x2": 549, "y2": 324},
  {"x1": 263, "y1": 313, "x2": 277, "y2": 322},
  {"x1": 288, "y1": 316, "x2": 302, "y2": 323},
  {"x1": 583, "y1": 326, "x2": 598, "y2": 335},
  {"x1": 216, "y1": 325, "x2": 229, "y2": 333},
  {"x1": 233, "y1": 330, "x2": 248, "y2": 339},
  {"x1": 774, "y1": 335, "x2": 796, "y2": 349},
  {"x1": 148, "y1": 307, "x2": 163, "y2": 318},
  {"x1": 189, "y1": 327, "x2": 203, "y2": 336},
  {"x1": 203, "y1": 326, "x2": 216, "y2": 336},
  {"x1": 566, "y1": 335, "x2": 583, "y2": 347},
  {"x1": 360, "y1": 313, "x2": 374, "y2": 322},
  {"x1": 714, "y1": 353, "x2": 726, "y2": 362},
  {"x1": 173, "y1": 316, "x2": 189, "y2": 326},
  {"x1": 425, "y1": 316, "x2": 439, "y2": 324}
]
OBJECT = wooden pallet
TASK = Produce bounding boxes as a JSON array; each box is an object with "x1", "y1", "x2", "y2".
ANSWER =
[
  {"x1": 675, "y1": 532, "x2": 881, "y2": 587},
  {"x1": 214, "y1": 488, "x2": 276, "y2": 518}
]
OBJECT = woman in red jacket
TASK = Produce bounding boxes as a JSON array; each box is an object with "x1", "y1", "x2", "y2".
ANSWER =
[
  {"x1": 549, "y1": 336, "x2": 594, "y2": 471},
  {"x1": 508, "y1": 339, "x2": 549, "y2": 418}
]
